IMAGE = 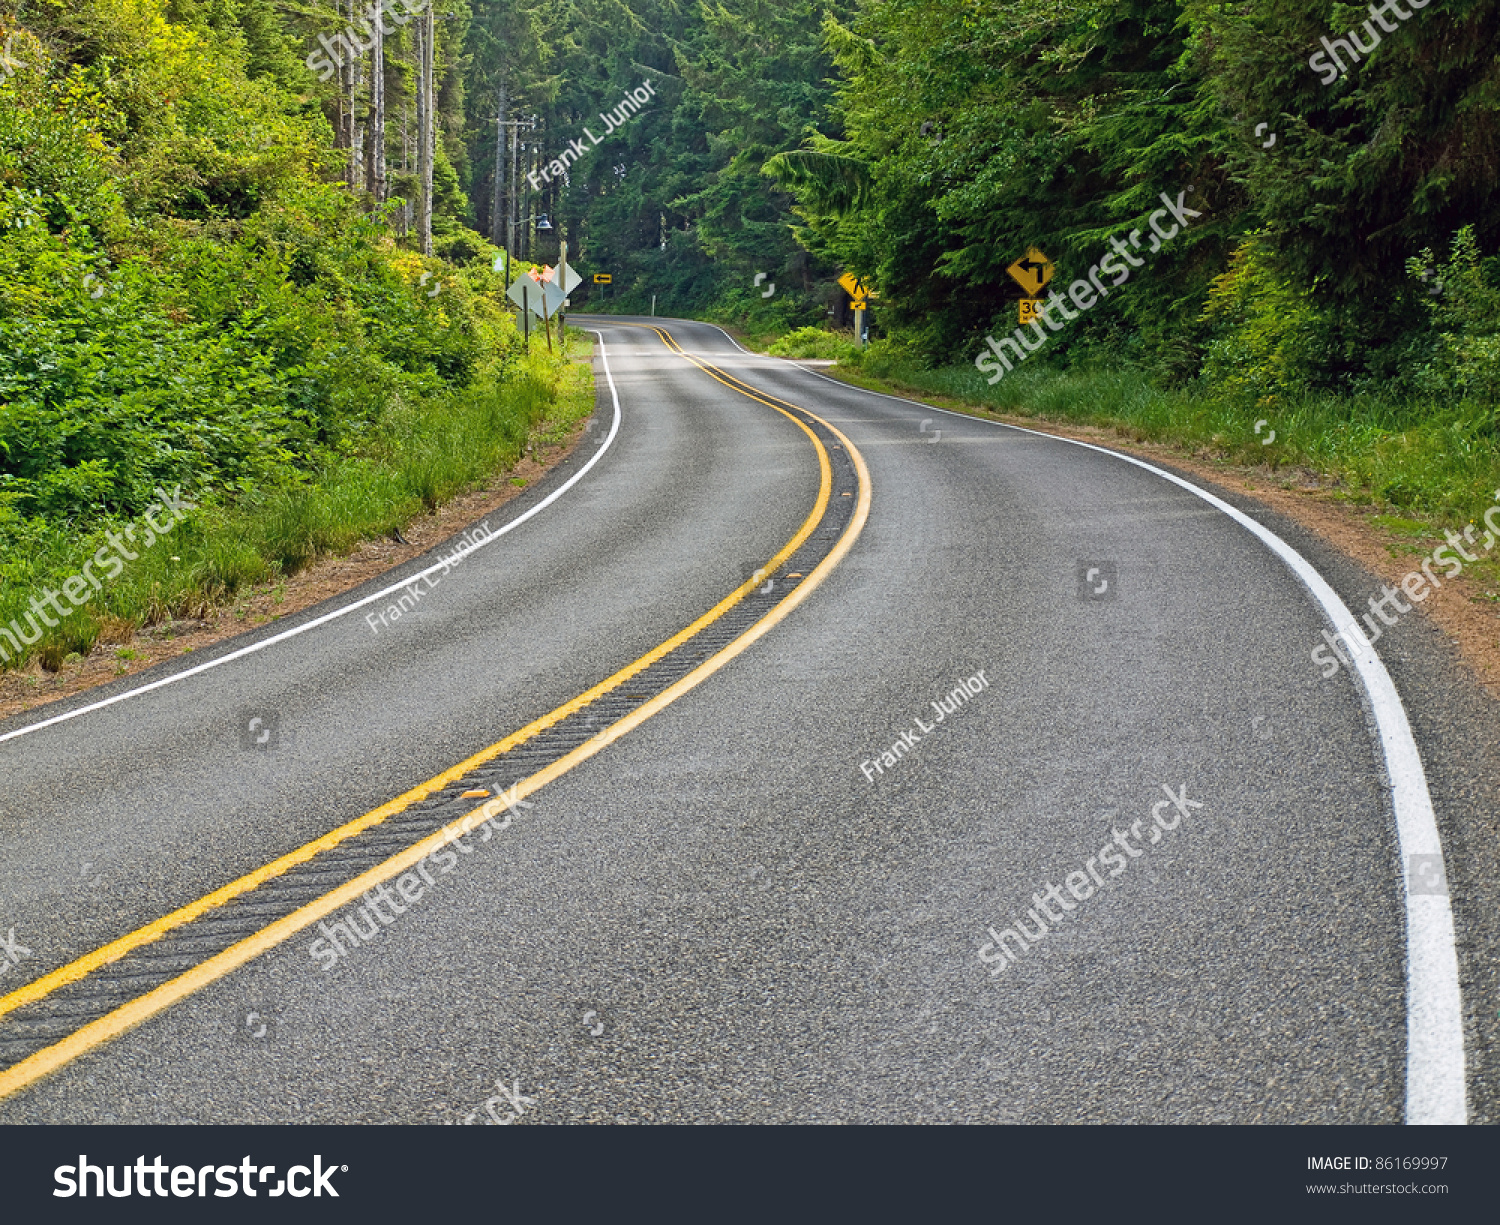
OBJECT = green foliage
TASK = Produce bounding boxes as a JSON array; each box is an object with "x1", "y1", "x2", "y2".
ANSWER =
[
  {"x1": 767, "y1": 327, "x2": 861, "y2": 360},
  {"x1": 762, "y1": 0, "x2": 1228, "y2": 358},
  {"x1": 0, "y1": 0, "x2": 563, "y2": 673},
  {"x1": 1185, "y1": 0, "x2": 1500, "y2": 302},
  {"x1": 1407, "y1": 226, "x2": 1500, "y2": 409},
  {"x1": 1200, "y1": 235, "x2": 1320, "y2": 405},
  {"x1": 0, "y1": 346, "x2": 578, "y2": 668},
  {"x1": 753, "y1": 0, "x2": 1500, "y2": 412},
  {"x1": 463, "y1": 0, "x2": 854, "y2": 324}
]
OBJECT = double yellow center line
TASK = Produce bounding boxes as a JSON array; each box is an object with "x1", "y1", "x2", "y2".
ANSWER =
[{"x1": 0, "y1": 324, "x2": 871, "y2": 1102}]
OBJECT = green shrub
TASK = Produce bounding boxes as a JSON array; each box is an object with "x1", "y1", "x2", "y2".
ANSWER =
[
  {"x1": 1408, "y1": 226, "x2": 1500, "y2": 414},
  {"x1": 0, "y1": 1, "x2": 568, "y2": 673},
  {"x1": 1200, "y1": 234, "x2": 1320, "y2": 406},
  {"x1": 768, "y1": 326, "x2": 862, "y2": 361}
]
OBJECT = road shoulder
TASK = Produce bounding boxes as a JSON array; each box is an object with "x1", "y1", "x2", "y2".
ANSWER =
[
  {"x1": 817, "y1": 366, "x2": 1500, "y2": 700},
  {"x1": 0, "y1": 350, "x2": 599, "y2": 724}
]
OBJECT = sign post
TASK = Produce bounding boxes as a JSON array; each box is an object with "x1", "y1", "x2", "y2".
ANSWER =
[
  {"x1": 537, "y1": 267, "x2": 554, "y2": 352},
  {"x1": 508, "y1": 267, "x2": 577, "y2": 355},
  {"x1": 1007, "y1": 248, "x2": 1054, "y2": 325},
  {"x1": 839, "y1": 273, "x2": 872, "y2": 345},
  {"x1": 558, "y1": 239, "x2": 568, "y2": 355}
]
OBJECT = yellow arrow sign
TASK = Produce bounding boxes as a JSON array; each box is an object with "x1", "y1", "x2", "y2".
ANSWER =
[
  {"x1": 1007, "y1": 248, "x2": 1054, "y2": 297},
  {"x1": 838, "y1": 272, "x2": 868, "y2": 298},
  {"x1": 594, "y1": 274, "x2": 612, "y2": 284}
]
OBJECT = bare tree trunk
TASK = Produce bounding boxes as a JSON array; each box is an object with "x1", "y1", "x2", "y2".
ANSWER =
[
  {"x1": 414, "y1": 18, "x2": 426, "y2": 239},
  {"x1": 367, "y1": 7, "x2": 386, "y2": 202},
  {"x1": 351, "y1": 16, "x2": 365, "y2": 193},
  {"x1": 341, "y1": 0, "x2": 357, "y2": 189},
  {"x1": 417, "y1": 6, "x2": 435, "y2": 254},
  {"x1": 397, "y1": 100, "x2": 411, "y2": 236}
]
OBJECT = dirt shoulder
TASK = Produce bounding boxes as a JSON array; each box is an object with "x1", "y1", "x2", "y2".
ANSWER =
[
  {"x1": 10, "y1": 351, "x2": 1496, "y2": 720},
  {"x1": 816, "y1": 367, "x2": 1500, "y2": 699},
  {"x1": 0, "y1": 411, "x2": 594, "y2": 725}
]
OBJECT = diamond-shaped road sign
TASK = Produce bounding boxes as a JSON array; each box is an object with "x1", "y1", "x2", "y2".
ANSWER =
[
  {"x1": 508, "y1": 274, "x2": 565, "y2": 320},
  {"x1": 1007, "y1": 248, "x2": 1054, "y2": 298},
  {"x1": 539, "y1": 263, "x2": 583, "y2": 295},
  {"x1": 838, "y1": 272, "x2": 872, "y2": 308}
]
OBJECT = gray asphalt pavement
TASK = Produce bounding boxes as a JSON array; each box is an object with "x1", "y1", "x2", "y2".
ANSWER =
[{"x1": 1, "y1": 317, "x2": 1496, "y2": 1124}]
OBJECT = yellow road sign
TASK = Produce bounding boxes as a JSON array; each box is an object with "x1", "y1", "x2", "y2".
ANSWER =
[
  {"x1": 849, "y1": 298, "x2": 868, "y2": 311},
  {"x1": 1007, "y1": 248, "x2": 1054, "y2": 297},
  {"x1": 594, "y1": 274, "x2": 612, "y2": 284},
  {"x1": 1019, "y1": 298, "x2": 1043, "y2": 325},
  {"x1": 838, "y1": 272, "x2": 870, "y2": 299}
]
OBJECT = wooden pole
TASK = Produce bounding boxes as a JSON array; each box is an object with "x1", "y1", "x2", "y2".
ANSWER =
[
  {"x1": 492, "y1": 79, "x2": 507, "y2": 247},
  {"x1": 558, "y1": 237, "x2": 567, "y2": 357}
]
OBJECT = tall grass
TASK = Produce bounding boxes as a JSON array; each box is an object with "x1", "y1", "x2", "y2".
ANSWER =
[
  {"x1": 0, "y1": 345, "x2": 592, "y2": 675},
  {"x1": 844, "y1": 350, "x2": 1500, "y2": 526}
]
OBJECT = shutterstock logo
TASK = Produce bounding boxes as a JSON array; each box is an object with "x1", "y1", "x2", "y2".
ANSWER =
[{"x1": 54, "y1": 1155, "x2": 345, "y2": 1198}]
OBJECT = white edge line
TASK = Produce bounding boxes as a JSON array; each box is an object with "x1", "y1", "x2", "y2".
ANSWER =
[
  {"x1": 781, "y1": 361, "x2": 1467, "y2": 1126},
  {"x1": 698, "y1": 322, "x2": 762, "y2": 357},
  {"x1": 0, "y1": 339, "x2": 623, "y2": 748},
  {"x1": 582, "y1": 316, "x2": 767, "y2": 361}
]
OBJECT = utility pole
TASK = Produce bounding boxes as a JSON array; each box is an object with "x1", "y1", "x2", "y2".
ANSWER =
[
  {"x1": 492, "y1": 77, "x2": 508, "y2": 248},
  {"x1": 491, "y1": 114, "x2": 533, "y2": 287},
  {"x1": 524, "y1": 122, "x2": 540, "y2": 261},
  {"x1": 510, "y1": 115, "x2": 520, "y2": 263}
]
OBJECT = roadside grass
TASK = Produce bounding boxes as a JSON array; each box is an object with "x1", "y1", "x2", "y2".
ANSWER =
[
  {"x1": 767, "y1": 326, "x2": 862, "y2": 361},
  {"x1": 814, "y1": 349, "x2": 1500, "y2": 605},
  {"x1": 0, "y1": 338, "x2": 595, "y2": 675},
  {"x1": 828, "y1": 351, "x2": 1500, "y2": 525}
]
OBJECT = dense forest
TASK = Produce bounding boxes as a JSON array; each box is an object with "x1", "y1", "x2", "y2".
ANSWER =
[
  {"x1": 2, "y1": 0, "x2": 1499, "y2": 672},
  {"x1": 459, "y1": 0, "x2": 1500, "y2": 405},
  {"x1": 766, "y1": 0, "x2": 1500, "y2": 388},
  {"x1": 0, "y1": 0, "x2": 576, "y2": 672},
  {"x1": 326, "y1": 0, "x2": 1500, "y2": 408}
]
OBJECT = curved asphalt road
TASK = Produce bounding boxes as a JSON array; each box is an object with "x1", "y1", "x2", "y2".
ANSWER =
[{"x1": 1, "y1": 317, "x2": 1497, "y2": 1124}]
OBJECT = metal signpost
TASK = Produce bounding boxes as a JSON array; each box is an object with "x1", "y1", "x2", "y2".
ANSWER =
[
  {"x1": 1007, "y1": 247, "x2": 1055, "y2": 324},
  {"x1": 839, "y1": 272, "x2": 872, "y2": 344}
]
